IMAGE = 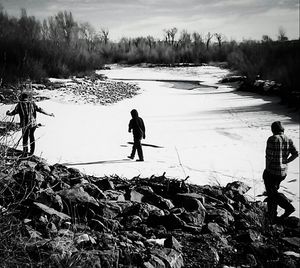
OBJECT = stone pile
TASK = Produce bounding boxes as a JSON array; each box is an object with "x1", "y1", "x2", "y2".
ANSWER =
[
  {"x1": 0, "y1": 74, "x2": 140, "y2": 105},
  {"x1": 0, "y1": 151, "x2": 299, "y2": 267},
  {"x1": 42, "y1": 76, "x2": 140, "y2": 105}
]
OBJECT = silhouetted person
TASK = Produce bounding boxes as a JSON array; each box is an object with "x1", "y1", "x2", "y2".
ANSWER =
[
  {"x1": 128, "y1": 109, "x2": 145, "y2": 161},
  {"x1": 6, "y1": 92, "x2": 54, "y2": 157},
  {"x1": 263, "y1": 121, "x2": 298, "y2": 222}
]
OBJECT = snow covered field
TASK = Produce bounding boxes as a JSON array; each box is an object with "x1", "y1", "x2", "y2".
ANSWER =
[{"x1": 2, "y1": 65, "x2": 299, "y2": 216}]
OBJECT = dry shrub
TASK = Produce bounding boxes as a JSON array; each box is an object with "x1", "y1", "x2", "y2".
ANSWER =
[{"x1": 0, "y1": 213, "x2": 32, "y2": 267}]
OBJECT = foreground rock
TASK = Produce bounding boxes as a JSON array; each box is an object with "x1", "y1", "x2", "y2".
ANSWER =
[{"x1": 0, "y1": 151, "x2": 299, "y2": 267}]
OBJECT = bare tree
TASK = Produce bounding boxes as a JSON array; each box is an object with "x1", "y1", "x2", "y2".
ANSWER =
[
  {"x1": 163, "y1": 27, "x2": 178, "y2": 45},
  {"x1": 146, "y1": 35, "x2": 155, "y2": 49},
  {"x1": 206, "y1": 32, "x2": 213, "y2": 50},
  {"x1": 55, "y1": 11, "x2": 78, "y2": 45},
  {"x1": 41, "y1": 19, "x2": 49, "y2": 40},
  {"x1": 179, "y1": 30, "x2": 191, "y2": 47},
  {"x1": 169, "y1": 27, "x2": 177, "y2": 45},
  {"x1": 119, "y1": 37, "x2": 131, "y2": 52},
  {"x1": 214, "y1": 33, "x2": 223, "y2": 49},
  {"x1": 79, "y1": 22, "x2": 96, "y2": 51},
  {"x1": 47, "y1": 16, "x2": 60, "y2": 45},
  {"x1": 19, "y1": 8, "x2": 41, "y2": 42},
  {"x1": 192, "y1": 32, "x2": 203, "y2": 45},
  {"x1": 277, "y1": 26, "x2": 288, "y2": 42},
  {"x1": 101, "y1": 28, "x2": 109, "y2": 45},
  {"x1": 261, "y1": 35, "x2": 273, "y2": 42},
  {"x1": 163, "y1": 28, "x2": 171, "y2": 43}
]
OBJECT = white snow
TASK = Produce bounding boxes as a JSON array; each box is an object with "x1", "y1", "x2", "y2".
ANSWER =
[{"x1": 1, "y1": 65, "x2": 299, "y2": 217}]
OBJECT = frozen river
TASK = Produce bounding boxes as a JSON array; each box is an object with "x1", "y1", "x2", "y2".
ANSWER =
[{"x1": 2, "y1": 65, "x2": 299, "y2": 216}]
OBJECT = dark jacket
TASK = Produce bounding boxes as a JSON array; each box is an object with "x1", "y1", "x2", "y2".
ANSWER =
[{"x1": 129, "y1": 109, "x2": 145, "y2": 139}]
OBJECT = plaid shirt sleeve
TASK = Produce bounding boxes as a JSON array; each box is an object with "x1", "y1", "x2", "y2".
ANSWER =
[
  {"x1": 288, "y1": 138, "x2": 299, "y2": 157},
  {"x1": 34, "y1": 102, "x2": 46, "y2": 114},
  {"x1": 266, "y1": 136, "x2": 279, "y2": 162},
  {"x1": 9, "y1": 103, "x2": 20, "y2": 116}
]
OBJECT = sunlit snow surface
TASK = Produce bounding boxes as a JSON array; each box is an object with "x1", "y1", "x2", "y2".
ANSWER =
[{"x1": 2, "y1": 65, "x2": 299, "y2": 216}]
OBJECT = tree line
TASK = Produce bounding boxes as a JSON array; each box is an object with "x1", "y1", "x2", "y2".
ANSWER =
[
  {"x1": 0, "y1": 6, "x2": 299, "y2": 100},
  {"x1": 0, "y1": 7, "x2": 106, "y2": 82}
]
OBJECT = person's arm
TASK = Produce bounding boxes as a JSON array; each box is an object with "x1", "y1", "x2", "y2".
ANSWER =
[
  {"x1": 286, "y1": 139, "x2": 299, "y2": 164},
  {"x1": 6, "y1": 103, "x2": 19, "y2": 116},
  {"x1": 35, "y1": 103, "x2": 54, "y2": 117},
  {"x1": 140, "y1": 118, "x2": 146, "y2": 139},
  {"x1": 286, "y1": 153, "x2": 299, "y2": 164},
  {"x1": 128, "y1": 120, "x2": 132, "y2": 133}
]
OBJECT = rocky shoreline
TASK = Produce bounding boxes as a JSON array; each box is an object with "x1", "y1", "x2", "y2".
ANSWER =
[
  {"x1": 0, "y1": 149, "x2": 299, "y2": 267},
  {"x1": 219, "y1": 76, "x2": 300, "y2": 109},
  {"x1": 0, "y1": 72, "x2": 140, "y2": 105}
]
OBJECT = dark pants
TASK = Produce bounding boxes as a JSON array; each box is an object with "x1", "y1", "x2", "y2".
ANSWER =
[
  {"x1": 130, "y1": 137, "x2": 143, "y2": 160},
  {"x1": 22, "y1": 126, "x2": 36, "y2": 156},
  {"x1": 263, "y1": 170, "x2": 294, "y2": 221}
]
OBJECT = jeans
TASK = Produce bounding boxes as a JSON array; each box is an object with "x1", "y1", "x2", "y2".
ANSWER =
[
  {"x1": 263, "y1": 169, "x2": 294, "y2": 221},
  {"x1": 22, "y1": 126, "x2": 36, "y2": 156}
]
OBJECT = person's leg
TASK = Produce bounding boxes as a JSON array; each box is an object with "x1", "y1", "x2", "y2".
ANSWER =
[
  {"x1": 22, "y1": 127, "x2": 29, "y2": 157},
  {"x1": 277, "y1": 193, "x2": 295, "y2": 217},
  {"x1": 263, "y1": 170, "x2": 278, "y2": 222},
  {"x1": 29, "y1": 127, "x2": 36, "y2": 156},
  {"x1": 275, "y1": 175, "x2": 295, "y2": 218},
  {"x1": 129, "y1": 139, "x2": 137, "y2": 159},
  {"x1": 136, "y1": 138, "x2": 143, "y2": 161}
]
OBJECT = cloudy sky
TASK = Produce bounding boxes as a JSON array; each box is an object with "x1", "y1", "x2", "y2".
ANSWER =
[{"x1": 1, "y1": 0, "x2": 299, "y2": 41}]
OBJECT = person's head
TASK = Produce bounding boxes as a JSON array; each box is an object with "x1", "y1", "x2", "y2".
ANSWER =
[
  {"x1": 130, "y1": 109, "x2": 139, "y2": 118},
  {"x1": 19, "y1": 92, "x2": 29, "y2": 101},
  {"x1": 271, "y1": 121, "x2": 284, "y2": 134}
]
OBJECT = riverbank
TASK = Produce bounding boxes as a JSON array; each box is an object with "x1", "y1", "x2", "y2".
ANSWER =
[
  {"x1": 1, "y1": 65, "x2": 299, "y2": 219},
  {"x1": 0, "y1": 149, "x2": 299, "y2": 267},
  {"x1": 219, "y1": 75, "x2": 300, "y2": 110},
  {"x1": 0, "y1": 65, "x2": 299, "y2": 267}
]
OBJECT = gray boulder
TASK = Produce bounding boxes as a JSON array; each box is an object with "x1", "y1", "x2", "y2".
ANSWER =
[
  {"x1": 92, "y1": 178, "x2": 115, "y2": 191},
  {"x1": 79, "y1": 182, "x2": 107, "y2": 200},
  {"x1": 150, "y1": 248, "x2": 184, "y2": 268},
  {"x1": 104, "y1": 190, "x2": 125, "y2": 201},
  {"x1": 226, "y1": 181, "x2": 250, "y2": 195},
  {"x1": 135, "y1": 186, "x2": 174, "y2": 210},
  {"x1": 164, "y1": 236, "x2": 182, "y2": 252},
  {"x1": 58, "y1": 185, "x2": 99, "y2": 207},
  {"x1": 33, "y1": 202, "x2": 71, "y2": 221},
  {"x1": 206, "y1": 208, "x2": 234, "y2": 227},
  {"x1": 36, "y1": 188, "x2": 63, "y2": 212}
]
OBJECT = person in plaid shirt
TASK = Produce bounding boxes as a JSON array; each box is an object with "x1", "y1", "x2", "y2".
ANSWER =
[
  {"x1": 6, "y1": 92, "x2": 54, "y2": 157},
  {"x1": 263, "y1": 121, "x2": 298, "y2": 222}
]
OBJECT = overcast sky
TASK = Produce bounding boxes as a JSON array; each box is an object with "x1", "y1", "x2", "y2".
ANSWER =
[{"x1": 1, "y1": 0, "x2": 299, "y2": 41}]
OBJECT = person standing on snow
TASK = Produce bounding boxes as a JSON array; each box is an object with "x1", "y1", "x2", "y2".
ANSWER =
[
  {"x1": 263, "y1": 121, "x2": 298, "y2": 223},
  {"x1": 128, "y1": 109, "x2": 145, "y2": 161},
  {"x1": 6, "y1": 92, "x2": 54, "y2": 157}
]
